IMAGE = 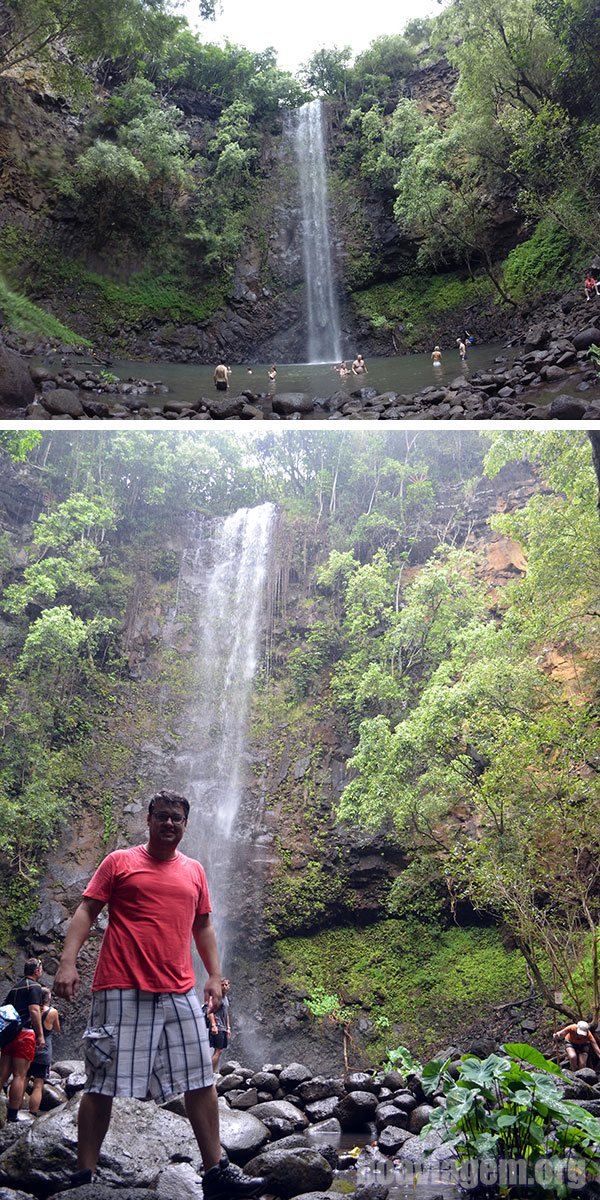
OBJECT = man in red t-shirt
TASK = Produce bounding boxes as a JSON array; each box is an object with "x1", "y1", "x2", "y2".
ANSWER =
[{"x1": 54, "y1": 791, "x2": 265, "y2": 1198}]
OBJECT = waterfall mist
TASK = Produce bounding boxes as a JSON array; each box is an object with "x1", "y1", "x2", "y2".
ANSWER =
[
  {"x1": 165, "y1": 504, "x2": 274, "y2": 976},
  {"x1": 293, "y1": 99, "x2": 343, "y2": 364}
]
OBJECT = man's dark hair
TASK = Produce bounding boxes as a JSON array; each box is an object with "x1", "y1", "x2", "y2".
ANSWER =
[
  {"x1": 24, "y1": 957, "x2": 42, "y2": 977},
  {"x1": 148, "y1": 790, "x2": 190, "y2": 819}
]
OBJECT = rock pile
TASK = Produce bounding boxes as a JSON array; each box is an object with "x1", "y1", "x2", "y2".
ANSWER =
[{"x1": 1, "y1": 1052, "x2": 599, "y2": 1198}]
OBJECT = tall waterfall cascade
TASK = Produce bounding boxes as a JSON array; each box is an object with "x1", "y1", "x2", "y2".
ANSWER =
[
  {"x1": 293, "y1": 99, "x2": 343, "y2": 364},
  {"x1": 165, "y1": 504, "x2": 275, "y2": 970}
]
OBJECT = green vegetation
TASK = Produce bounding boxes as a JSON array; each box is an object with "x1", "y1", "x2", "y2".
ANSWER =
[
  {"x1": 421, "y1": 1045, "x2": 600, "y2": 1193},
  {"x1": 275, "y1": 920, "x2": 529, "y2": 1058},
  {"x1": 0, "y1": 274, "x2": 90, "y2": 346},
  {"x1": 351, "y1": 273, "x2": 494, "y2": 344},
  {"x1": 501, "y1": 217, "x2": 583, "y2": 300}
]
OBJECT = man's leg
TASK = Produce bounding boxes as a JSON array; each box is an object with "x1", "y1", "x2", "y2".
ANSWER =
[
  {"x1": 6, "y1": 1057, "x2": 30, "y2": 1115},
  {"x1": 77, "y1": 1093, "x2": 113, "y2": 1170},
  {"x1": 0, "y1": 1053, "x2": 12, "y2": 1090},
  {"x1": 184, "y1": 1085, "x2": 221, "y2": 1171},
  {"x1": 566, "y1": 1045, "x2": 578, "y2": 1072}
]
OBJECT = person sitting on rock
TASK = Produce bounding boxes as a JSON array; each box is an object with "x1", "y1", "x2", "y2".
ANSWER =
[
  {"x1": 584, "y1": 276, "x2": 600, "y2": 301},
  {"x1": 553, "y1": 1020, "x2": 600, "y2": 1071}
]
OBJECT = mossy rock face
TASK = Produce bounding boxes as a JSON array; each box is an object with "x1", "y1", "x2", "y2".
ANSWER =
[
  {"x1": 274, "y1": 919, "x2": 531, "y2": 1061},
  {"x1": 351, "y1": 271, "x2": 494, "y2": 349}
]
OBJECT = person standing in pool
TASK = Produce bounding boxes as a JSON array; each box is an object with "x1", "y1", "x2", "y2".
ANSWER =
[
  {"x1": 431, "y1": 346, "x2": 442, "y2": 366},
  {"x1": 213, "y1": 364, "x2": 230, "y2": 392}
]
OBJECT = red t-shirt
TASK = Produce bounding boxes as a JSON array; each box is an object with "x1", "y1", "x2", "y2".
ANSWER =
[{"x1": 83, "y1": 844, "x2": 211, "y2": 993}]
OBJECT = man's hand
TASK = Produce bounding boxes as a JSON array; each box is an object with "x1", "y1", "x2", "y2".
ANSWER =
[
  {"x1": 204, "y1": 973, "x2": 223, "y2": 1011},
  {"x1": 54, "y1": 963, "x2": 80, "y2": 1001}
]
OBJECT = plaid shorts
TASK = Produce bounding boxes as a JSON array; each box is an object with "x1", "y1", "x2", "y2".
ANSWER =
[{"x1": 82, "y1": 989, "x2": 213, "y2": 1102}]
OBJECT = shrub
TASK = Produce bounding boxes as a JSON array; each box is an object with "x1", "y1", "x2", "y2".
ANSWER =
[{"x1": 501, "y1": 219, "x2": 580, "y2": 301}]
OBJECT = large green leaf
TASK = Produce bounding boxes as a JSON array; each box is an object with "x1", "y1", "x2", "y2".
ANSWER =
[{"x1": 504, "y1": 1042, "x2": 566, "y2": 1079}]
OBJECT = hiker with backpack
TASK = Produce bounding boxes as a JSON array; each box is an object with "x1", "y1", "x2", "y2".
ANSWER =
[{"x1": 0, "y1": 957, "x2": 46, "y2": 1122}]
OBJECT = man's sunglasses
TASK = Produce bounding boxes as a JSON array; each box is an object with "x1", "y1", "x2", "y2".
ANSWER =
[{"x1": 152, "y1": 811, "x2": 186, "y2": 824}]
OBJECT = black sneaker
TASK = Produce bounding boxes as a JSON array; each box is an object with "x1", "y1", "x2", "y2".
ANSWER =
[{"x1": 202, "y1": 1156, "x2": 266, "y2": 1199}]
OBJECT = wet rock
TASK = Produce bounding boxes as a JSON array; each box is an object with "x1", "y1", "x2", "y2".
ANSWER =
[
  {"x1": 296, "y1": 1078, "x2": 344, "y2": 1105},
  {"x1": 0, "y1": 344, "x2": 35, "y2": 408},
  {"x1": 547, "y1": 396, "x2": 588, "y2": 419},
  {"x1": 335, "y1": 1090, "x2": 378, "y2": 1129},
  {"x1": 248, "y1": 1100, "x2": 308, "y2": 1133},
  {"x1": 279, "y1": 1064, "x2": 313, "y2": 1090},
  {"x1": 572, "y1": 326, "x2": 600, "y2": 350},
  {"x1": 408, "y1": 1103, "x2": 435, "y2": 1133},
  {"x1": 0, "y1": 1096, "x2": 200, "y2": 1193},
  {"x1": 217, "y1": 1100, "x2": 270, "y2": 1163},
  {"x1": 272, "y1": 393, "x2": 314, "y2": 415},
  {"x1": 378, "y1": 1125, "x2": 414, "y2": 1155},
  {"x1": 303, "y1": 1097, "x2": 340, "y2": 1123},
  {"x1": 244, "y1": 1146, "x2": 333, "y2": 1200},
  {"x1": 41, "y1": 388, "x2": 85, "y2": 417}
]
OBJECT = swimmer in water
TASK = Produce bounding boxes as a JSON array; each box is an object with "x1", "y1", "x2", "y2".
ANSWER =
[{"x1": 431, "y1": 346, "x2": 442, "y2": 366}]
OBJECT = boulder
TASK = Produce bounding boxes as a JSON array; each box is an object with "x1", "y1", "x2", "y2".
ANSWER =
[
  {"x1": 249, "y1": 1072, "x2": 279, "y2": 1095},
  {"x1": 345, "y1": 1072, "x2": 379, "y2": 1093},
  {"x1": 303, "y1": 1097, "x2": 341, "y2": 1123},
  {"x1": 203, "y1": 395, "x2": 246, "y2": 418},
  {"x1": 375, "y1": 1103, "x2": 409, "y2": 1133},
  {"x1": 0, "y1": 1096, "x2": 200, "y2": 1193},
  {"x1": 0, "y1": 344, "x2": 35, "y2": 408},
  {"x1": 272, "y1": 393, "x2": 315, "y2": 416},
  {"x1": 408, "y1": 1103, "x2": 435, "y2": 1134},
  {"x1": 42, "y1": 388, "x2": 85, "y2": 417},
  {"x1": 248, "y1": 1101, "x2": 308, "y2": 1133},
  {"x1": 244, "y1": 1146, "x2": 333, "y2": 1200},
  {"x1": 155, "y1": 1160, "x2": 205, "y2": 1200},
  {"x1": 524, "y1": 324, "x2": 552, "y2": 349},
  {"x1": 378, "y1": 1125, "x2": 414, "y2": 1155},
  {"x1": 296, "y1": 1078, "x2": 344, "y2": 1105},
  {"x1": 572, "y1": 326, "x2": 600, "y2": 350},
  {"x1": 335, "y1": 1090, "x2": 379, "y2": 1129},
  {"x1": 217, "y1": 1101, "x2": 270, "y2": 1164},
  {"x1": 547, "y1": 395, "x2": 588, "y2": 419}
]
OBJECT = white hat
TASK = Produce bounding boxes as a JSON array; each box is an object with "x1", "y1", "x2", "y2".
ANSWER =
[{"x1": 576, "y1": 1020, "x2": 590, "y2": 1036}]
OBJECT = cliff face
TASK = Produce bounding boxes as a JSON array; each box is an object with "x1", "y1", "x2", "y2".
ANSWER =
[
  {"x1": 0, "y1": 53, "x2": 521, "y2": 362},
  {"x1": 0, "y1": 455, "x2": 550, "y2": 1068}
]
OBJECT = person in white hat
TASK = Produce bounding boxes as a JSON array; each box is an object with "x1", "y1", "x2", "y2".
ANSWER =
[{"x1": 553, "y1": 1019, "x2": 600, "y2": 1071}]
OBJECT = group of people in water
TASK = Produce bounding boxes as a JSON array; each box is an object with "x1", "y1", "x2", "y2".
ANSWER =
[
  {"x1": 432, "y1": 331, "x2": 476, "y2": 369},
  {"x1": 212, "y1": 355, "x2": 369, "y2": 391}
]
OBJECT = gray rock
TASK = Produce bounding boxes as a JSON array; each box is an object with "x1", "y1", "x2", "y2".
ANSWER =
[
  {"x1": 249, "y1": 1072, "x2": 279, "y2": 1095},
  {"x1": 244, "y1": 1146, "x2": 333, "y2": 1200},
  {"x1": 248, "y1": 1100, "x2": 307, "y2": 1132},
  {"x1": 306, "y1": 1117, "x2": 341, "y2": 1138},
  {"x1": 273, "y1": 393, "x2": 315, "y2": 416},
  {"x1": 408, "y1": 1103, "x2": 435, "y2": 1134},
  {"x1": 303, "y1": 1097, "x2": 340, "y2": 1123},
  {"x1": 524, "y1": 324, "x2": 551, "y2": 349},
  {"x1": 572, "y1": 326, "x2": 600, "y2": 351},
  {"x1": 375, "y1": 1102, "x2": 409, "y2": 1133},
  {"x1": 0, "y1": 344, "x2": 35, "y2": 407},
  {"x1": 296, "y1": 1077, "x2": 344, "y2": 1105},
  {"x1": 378, "y1": 1125, "x2": 414, "y2": 1155},
  {"x1": 335, "y1": 1090, "x2": 379, "y2": 1129},
  {"x1": 0, "y1": 1096, "x2": 200, "y2": 1192},
  {"x1": 217, "y1": 1100, "x2": 270, "y2": 1163},
  {"x1": 42, "y1": 388, "x2": 85, "y2": 417},
  {"x1": 155, "y1": 1161, "x2": 203, "y2": 1199},
  {"x1": 395, "y1": 1129, "x2": 443, "y2": 1161},
  {"x1": 278, "y1": 1064, "x2": 312, "y2": 1090},
  {"x1": 227, "y1": 1089, "x2": 259, "y2": 1110},
  {"x1": 548, "y1": 395, "x2": 587, "y2": 418}
]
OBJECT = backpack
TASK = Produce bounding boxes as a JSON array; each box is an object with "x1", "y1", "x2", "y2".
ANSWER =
[{"x1": 0, "y1": 1003, "x2": 22, "y2": 1048}]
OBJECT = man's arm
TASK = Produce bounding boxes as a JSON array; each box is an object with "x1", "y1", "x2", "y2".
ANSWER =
[
  {"x1": 192, "y1": 913, "x2": 222, "y2": 1010},
  {"x1": 28, "y1": 1003, "x2": 44, "y2": 1047},
  {"x1": 54, "y1": 897, "x2": 105, "y2": 1000}
]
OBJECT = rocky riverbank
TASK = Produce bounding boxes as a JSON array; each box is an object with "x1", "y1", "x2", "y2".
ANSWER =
[
  {"x1": 1, "y1": 1046, "x2": 599, "y2": 1198},
  {"x1": 1, "y1": 302, "x2": 600, "y2": 422}
]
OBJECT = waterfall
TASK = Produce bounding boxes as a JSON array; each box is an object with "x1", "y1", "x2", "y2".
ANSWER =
[
  {"x1": 166, "y1": 503, "x2": 275, "y2": 970},
  {"x1": 293, "y1": 98, "x2": 343, "y2": 364}
]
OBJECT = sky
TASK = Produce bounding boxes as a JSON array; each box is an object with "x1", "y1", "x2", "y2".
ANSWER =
[{"x1": 182, "y1": 0, "x2": 439, "y2": 74}]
